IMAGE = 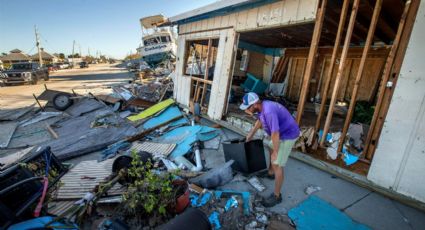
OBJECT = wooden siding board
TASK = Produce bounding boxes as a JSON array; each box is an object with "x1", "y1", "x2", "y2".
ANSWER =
[
  {"x1": 178, "y1": 0, "x2": 318, "y2": 34},
  {"x1": 208, "y1": 29, "x2": 237, "y2": 119},
  {"x1": 282, "y1": 0, "x2": 299, "y2": 24},
  {"x1": 297, "y1": 0, "x2": 318, "y2": 21}
]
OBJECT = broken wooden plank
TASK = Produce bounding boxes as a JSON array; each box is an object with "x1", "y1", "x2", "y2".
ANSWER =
[
  {"x1": 337, "y1": 0, "x2": 383, "y2": 153},
  {"x1": 320, "y1": 0, "x2": 361, "y2": 147},
  {"x1": 295, "y1": 0, "x2": 327, "y2": 124}
]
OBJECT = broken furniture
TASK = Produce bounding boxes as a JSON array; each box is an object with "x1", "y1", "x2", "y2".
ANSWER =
[
  {"x1": 0, "y1": 147, "x2": 66, "y2": 229},
  {"x1": 240, "y1": 73, "x2": 268, "y2": 95},
  {"x1": 222, "y1": 139, "x2": 267, "y2": 174}
]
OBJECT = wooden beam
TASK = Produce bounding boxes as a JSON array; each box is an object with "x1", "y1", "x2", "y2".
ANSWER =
[
  {"x1": 201, "y1": 39, "x2": 213, "y2": 105},
  {"x1": 364, "y1": 0, "x2": 413, "y2": 160},
  {"x1": 320, "y1": 0, "x2": 361, "y2": 147},
  {"x1": 296, "y1": 0, "x2": 327, "y2": 124},
  {"x1": 313, "y1": 0, "x2": 350, "y2": 147},
  {"x1": 337, "y1": 0, "x2": 383, "y2": 153}
]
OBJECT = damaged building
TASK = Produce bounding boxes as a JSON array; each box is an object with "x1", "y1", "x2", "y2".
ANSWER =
[{"x1": 166, "y1": 0, "x2": 425, "y2": 207}]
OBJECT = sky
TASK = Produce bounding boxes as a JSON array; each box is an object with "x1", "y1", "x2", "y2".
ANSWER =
[{"x1": 0, "y1": 0, "x2": 217, "y2": 59}]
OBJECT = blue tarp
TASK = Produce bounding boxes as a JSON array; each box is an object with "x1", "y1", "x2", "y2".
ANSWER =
[
  {"x1": 288, "y1": 195, "x2": 370, "y2": 230},
  {"x1": 155, "y1": 125, "x2": 219, "y2": 158},
  {"x1": 8, "y1": 216, "x2": 78, "y2": 230}
]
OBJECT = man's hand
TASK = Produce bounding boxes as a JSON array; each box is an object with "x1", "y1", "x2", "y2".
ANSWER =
[
  {"x1": 245, "y1": 136, "x2": 252, "y2": 142},
  {"x1": 246, "y1": 120, "x2": 262, "y2": 142}
]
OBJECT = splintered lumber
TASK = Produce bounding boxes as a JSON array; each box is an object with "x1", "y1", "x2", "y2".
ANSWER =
[
  {"x1": 313, "y1": 0, "x2": 350, "y2": 147},
  {"x1": 337, "y1": 0, "x2": 383, "y2": 153},
  {"x1": 320, "y1": 0, "x2": 360, "y2": 147},
  {"x1": 296, "y1": 0, "x2": 327, "y2": 124}
]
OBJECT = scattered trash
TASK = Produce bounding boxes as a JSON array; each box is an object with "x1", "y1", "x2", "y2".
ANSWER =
[
  {"x1": 248, "y1": 176, "x2": 266, "y2": 192},
  {"x1": 304, "y1": 185, "x2": 322, "y2": 195},
  {"x1": 190, "y1": 160, "x2": 234, "y2": 189},
  {"x1": 256, "y1": 213, "x2": 268, "y2": 224},
  {"x1": 208, "y1": 211, "x2": 221, "y2": 230},
  {"x1": 224, "y1": 196, "x2": 239, "y2": 211}
]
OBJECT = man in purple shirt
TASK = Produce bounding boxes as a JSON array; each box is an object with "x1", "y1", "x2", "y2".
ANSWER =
[{"x1": 240, "y1": 92, "x2": 299, "y2": 207}]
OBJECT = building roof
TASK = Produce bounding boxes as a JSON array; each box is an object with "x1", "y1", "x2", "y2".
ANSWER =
[
  {"x1": 168, "y1": 0, "x2": 270, "y2": 25},
  {"x1": 0, "y1": 49, "x2": 30, "y2": 62},
  {"x1": 31, "y1": 48, "x2": 57, "y2": 60},
  {"x1": 10, "y1": 49, "x2": 23, "y2": 53}
]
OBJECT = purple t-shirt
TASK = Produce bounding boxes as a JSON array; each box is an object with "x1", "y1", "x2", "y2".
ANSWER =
[{"x1": 259, "y1": 100, "x2": 300, "y2": 140}]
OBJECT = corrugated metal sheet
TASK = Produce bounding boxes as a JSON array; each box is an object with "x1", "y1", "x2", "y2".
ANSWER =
[
  {"x1": 48, "y1": 201, "x2": 75, "y2": 217},
  {"x1": 55, "y1": 158, "x2": 125, "y2": 199},
  {"x1": 131, "y1": 141, "x2": 176, "y2": 157}
]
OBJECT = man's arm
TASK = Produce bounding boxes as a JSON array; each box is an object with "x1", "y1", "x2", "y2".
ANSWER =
[
  {"x1": 246, "y1": 119, "x2": 262, "y2": 142},
  {"x1": 271, "y1": 131, "x2": 280, "y2": 162}
]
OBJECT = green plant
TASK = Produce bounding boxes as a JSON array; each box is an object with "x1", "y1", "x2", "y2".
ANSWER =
[
  {"x1": 122, "y1": 150, "x2": 175, "y2": 218},
  {"x1": 352, "y1": 101, "x2": 375, "y2": 125}
]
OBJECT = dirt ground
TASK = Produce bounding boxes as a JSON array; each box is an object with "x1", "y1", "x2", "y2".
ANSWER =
[{"x1": 0, "y1": 63, "x2": 133, "y2": 109}]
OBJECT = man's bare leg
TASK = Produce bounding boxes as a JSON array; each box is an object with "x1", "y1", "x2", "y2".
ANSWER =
[
  {"x1": 267, "y1": 146, "x2": 274, "y2": 175},
  {"x1": 273, "y1": 164, "x2": 284, "y2": 196}
]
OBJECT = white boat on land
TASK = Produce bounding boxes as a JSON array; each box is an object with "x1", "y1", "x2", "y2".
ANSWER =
[{"x1": 137, "y1": 15, "x2": 177, "y2": 66}]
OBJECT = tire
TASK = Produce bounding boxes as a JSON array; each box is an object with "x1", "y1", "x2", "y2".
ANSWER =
[
  {"x1": 44, "y1": 73, "x2": 49, "y2": 81},
  {"x1": 53, "y1": 93, "x2": 73, "y2": 111},
  {"x1": 31, "y1": 75, "x2": 38, "y2": 85}
]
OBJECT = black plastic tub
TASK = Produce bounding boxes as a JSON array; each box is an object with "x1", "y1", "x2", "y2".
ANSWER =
[{"x1": 222, "y1": 139, "x2": 267, "y2": 174}]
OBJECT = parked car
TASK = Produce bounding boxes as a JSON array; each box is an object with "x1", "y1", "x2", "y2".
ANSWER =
[
  {"x1": 80, "y1": 61, "x2": 89, "y2": 68},
  {"x1": 46, "y1": 64, "x2": 59, "y2": 72},
  {"x1": 0, "y1": 62, "x2": 49, "y2": 86},
  {"x1": 57, "y1": 62, "x2": 70, "y2": 69}
]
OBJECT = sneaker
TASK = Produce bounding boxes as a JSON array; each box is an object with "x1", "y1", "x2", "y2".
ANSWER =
[{"x1": 262, "y1": 193, "x2": 282, "y2": 207}]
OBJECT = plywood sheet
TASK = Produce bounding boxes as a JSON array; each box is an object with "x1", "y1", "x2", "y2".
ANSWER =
[{"x1": 0, "y1": 122, "x2": 18, "y2": 148}]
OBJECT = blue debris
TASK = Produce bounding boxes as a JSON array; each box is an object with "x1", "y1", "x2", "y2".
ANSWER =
[
  {"x1": 342, "y1": 148, "x2": 360, "y2": 166},
  {"x1": 215, "y1": 190, "x2": 251, "y2": 215},
  {"x1": 141, "y1": 106, "x2": 183, "y2": 129},
  {"x1": 208, "y1": 211, "x2": 221, "y2": 230},
  {"x1": 190, "y1": 192, "x2": 212, "y2": 207},
  {"x1": 288, "y1": 195, "x2": 371, "y2": 230},
  {"x1": 8, "y1": 216, "x2": 78, "y2": 230},
  {"x1": 318, "y1": 130, "x2": 333, "y2": 143},
  {"x1": 224, "y1": 196, "x2": 238, "y2": 212},
  {"x1": 99, "y1": 141, "x2": 131, "y2": 161},
  {"x1": 155, "y1": 125, "x2": 219, "y2": 158}
]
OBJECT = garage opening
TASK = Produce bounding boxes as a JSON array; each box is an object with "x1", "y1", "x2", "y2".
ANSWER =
[{"x1": 224, "y1": 0, "x2": 410, "y2": 175}]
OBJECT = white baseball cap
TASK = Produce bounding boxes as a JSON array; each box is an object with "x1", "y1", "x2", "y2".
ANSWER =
[{"x1": 239, "y1": 92, "x2": 259, "y2": 110}]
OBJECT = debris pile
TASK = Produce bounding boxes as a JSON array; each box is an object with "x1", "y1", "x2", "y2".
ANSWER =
[{"x1": 1, "y1": 80, "x2": 294, "y2": 229}]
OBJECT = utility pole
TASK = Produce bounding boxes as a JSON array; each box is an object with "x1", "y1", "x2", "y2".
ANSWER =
[
  {"x1": 79, "y1": 45, "x2": 82, "y2": 58},
  {"x1": 34, "y1": 25, "x2": 43, "y2": 67},
  {"x1": 71, "y1": 40, "x2": 75, "y2": 68}
]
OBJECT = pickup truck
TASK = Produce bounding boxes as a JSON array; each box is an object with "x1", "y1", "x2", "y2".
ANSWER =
[{"x1": 0, "y1": 62, "x2": 49, "y2": 86}]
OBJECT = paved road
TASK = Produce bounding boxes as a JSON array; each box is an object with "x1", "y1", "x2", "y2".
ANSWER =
[{"x1": 0, "y1": 63, "x2": 133, "y2": 109}]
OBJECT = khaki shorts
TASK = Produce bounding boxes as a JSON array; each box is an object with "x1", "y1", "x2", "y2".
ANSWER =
[{"x1": 264, "y1": 138, "x2": 297, "y2": 167}]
